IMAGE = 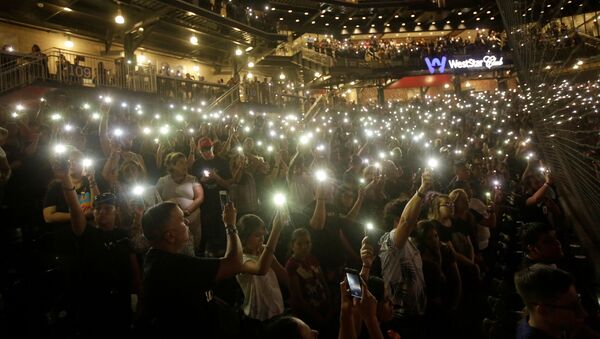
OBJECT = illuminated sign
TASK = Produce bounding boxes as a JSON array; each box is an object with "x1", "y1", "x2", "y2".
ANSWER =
[{"x1": 425, "y1": 55, "x2": 504, "y2": 74}]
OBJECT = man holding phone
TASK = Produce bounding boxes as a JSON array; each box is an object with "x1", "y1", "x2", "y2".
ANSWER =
[
  {"x1": 190, "y1": 137, "x2": 232, "y2": 257},
  {"x1": 378, "y1": 170, "x2": 432, "y2": 338}
]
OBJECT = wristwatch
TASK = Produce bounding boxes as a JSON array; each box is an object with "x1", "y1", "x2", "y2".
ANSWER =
[{"x1": 225, "y1": 225, "x2": 238, "y2": 235}]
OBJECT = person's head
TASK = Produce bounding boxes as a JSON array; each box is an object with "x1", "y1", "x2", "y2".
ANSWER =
[
  {"x1": 362, "y1": 165, "x2": 379, "y2": 181},
  {"x1": 164, "y1": 152, "x2": 188, "y2": 177},
  {"x1": 349, "y1": 154, "x2": 362, "y2": 168},
  {"x1": 93, "y1": 193, "x2": 117, "y2": 229},
  {"x1": 243, "y1": 137, "x2": 255, "y2": 153},
  {"x1": 454, "y1": 162, "x2": 469, "y2": 180},
  {"x1": 521, "y1": 222, "x2": 563, "y2": 263},
  {"x1": 197, "y1": 137, "x2": 214, "y2": 160},
  {"x1": 67, "y1": 148, "x2": 85, "y2": 177},
  {"x1": 237, "y1": 214, "x2": 266, "y2": 253},
  {"x1": 367, "y1": 276, "x2": 394, "y2": 322},
  {"x1": 515, "y1": 265, "x2": 585, "y2": 331},
  {"x1": 0, "y1": 127, "x2": 8, "y2": 144},
  {"x1": 119, "y1": 160, "x2": 145, "y2": 184},
  {"x1": 381, "y1": 160, "x2": 399, "y2": 179},
  {"x1": 336, "y1": 185, "x2": 355, "y2": 212},
  {"x1": 142, "y1": 201, "x2": 189, "y2": 252},
  {"x1": 448, "y1": 189, "x2": 469, "y2": 213},
  {"x1": 428, "y1": 193, "x2": 453, "y2": 221},
  {"x1": 383, "y1": 198, "x2": 408, "y2": 231},
  {"x1": 290, "y1": 228, "x2": 311, "y2": 260},
  {"x1": 31, "y1": 44, "x2": 41, "y2": 53},
  {"x1": 414, "y1": 220, "x2": 440, "y2": 253},
  {"x1": 266, "y1": 316, "x2": 318, "y2": 339}
]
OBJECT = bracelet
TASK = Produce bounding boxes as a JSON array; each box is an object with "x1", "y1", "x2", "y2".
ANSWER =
[
  {"x1": 63, "y1": 186, "x2": 76, "y2": 191},
  {"x1": 225, "y1": 225, "x2": 238, "y2": 235}
]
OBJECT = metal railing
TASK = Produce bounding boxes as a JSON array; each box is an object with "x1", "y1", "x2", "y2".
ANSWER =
[
  {"x1": 0, "y1": 48, "x2": 231, "y2": 106},
  {"x1": 303, "y1": 95, "x2": 326, "y2": 121},
  {"x1": 204, "y1": 83, "x2": 240, "y2": 113},
  {"x1": 0, "y1": 52, "x2": 48, "y2": 93}
]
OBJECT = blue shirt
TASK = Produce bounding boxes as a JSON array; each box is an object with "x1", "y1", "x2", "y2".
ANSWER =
[{"x1": 516, "y1": 318, "x2": 561, "y2": 339}]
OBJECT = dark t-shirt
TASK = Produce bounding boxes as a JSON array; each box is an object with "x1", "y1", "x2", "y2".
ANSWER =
[
  {"x1": 78, "y1": 226, "x2": 133, "y2": 296},
  {"x1": 74, "y1": 225, "x2": 133, "y2": 331},
  {"x1": 516, "y1": 318, "x2": 556, "y2": 339},
  {"x1": 433, "y1": 219, "x2": 470, "y2": 243},
  {"x1": 140, "y1": 248, "x2": 220, "y2": 335},
  {"x1": 43, "y1": 178, "x2": 92, "y2": 218},
  {"x1": 301, "y1": 201, "x2": 347, "y2": 280},
  {"x1": 191, "y1": 156, "x2": 232, "y2": 210}
]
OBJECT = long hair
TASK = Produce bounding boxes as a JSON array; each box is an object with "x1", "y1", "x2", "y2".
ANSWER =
[{"x1": 428, "y1": 193, "x2": 451, "y2": 220}]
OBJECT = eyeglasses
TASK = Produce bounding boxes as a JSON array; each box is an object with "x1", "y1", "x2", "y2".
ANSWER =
[{"x1": 538, "y1": 294, "x2": 584, "y2": 313}]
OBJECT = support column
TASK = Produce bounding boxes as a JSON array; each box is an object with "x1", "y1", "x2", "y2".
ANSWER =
[{"x1": 377, "y1": 85, "x2": 385, "y2": 106}]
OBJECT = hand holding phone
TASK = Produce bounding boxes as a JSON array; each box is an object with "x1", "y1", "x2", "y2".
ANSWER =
[
  {"x1": 219, "y1": 190, "x2": 229, "y2": 210},
  {"x1": 345, "y1": 268, "x2": 362, "y2": 299}
]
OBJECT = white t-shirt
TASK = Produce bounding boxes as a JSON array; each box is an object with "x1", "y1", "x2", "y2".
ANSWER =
[
  {"x1": 155, "y1": 174, "x2": 199, "y2": 210},
  {"x1": 236, "y1": 254, "x2": 284, "y2": 321},
  {"x1": 378, "y1": 229, "x2": 427, "y2": 316}
]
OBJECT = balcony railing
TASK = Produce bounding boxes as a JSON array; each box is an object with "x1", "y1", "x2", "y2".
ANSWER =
[{"x1": 0, "y1": 48, "x2": 231, "y2": 105}]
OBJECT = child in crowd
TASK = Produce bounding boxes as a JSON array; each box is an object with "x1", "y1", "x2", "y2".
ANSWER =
[
  {"x1": 285, "y1": 228, "x2": 332, "y2": 329},
  {"x1": 236, "y1": 211, "x2": 288, "y2": 321}
]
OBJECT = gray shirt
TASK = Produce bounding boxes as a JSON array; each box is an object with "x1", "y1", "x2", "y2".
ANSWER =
[{"x1": 379, "y1": 229, "x2": 427, "y2": 315}]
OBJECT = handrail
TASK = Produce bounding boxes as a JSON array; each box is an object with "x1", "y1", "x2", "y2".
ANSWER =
[
  {"x1": 205, "y1": 83, "x2": 240, "y2": 112},
  {"x1": 303, "y1": 95, "x2": 326, "y2": 121}
]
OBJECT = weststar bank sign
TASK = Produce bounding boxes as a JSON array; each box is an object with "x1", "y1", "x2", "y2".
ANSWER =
[{"x1": 424, "y1": 55, "x2": 504, "y2": 74}]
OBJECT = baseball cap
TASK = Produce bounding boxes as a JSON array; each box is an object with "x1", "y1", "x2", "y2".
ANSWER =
[
  {"x1": 93, "y1": 192, "x2": 117, "y2": 208},
  {"x1": 197, "y1": 137, "x2": 214, "y2": 150}
]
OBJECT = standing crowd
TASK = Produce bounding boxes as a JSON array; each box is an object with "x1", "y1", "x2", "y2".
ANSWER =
[{"x1": 0, "y1": 84, "x2": 599, "y2": 339}]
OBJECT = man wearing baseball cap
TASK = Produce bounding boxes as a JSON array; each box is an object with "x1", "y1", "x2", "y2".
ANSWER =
[
  {"x1": 190, "y1": 137, "x2": 232, "y2": 256},
  {"x1": 53, "y1": 164, "x2": 141, "y2": 337}
]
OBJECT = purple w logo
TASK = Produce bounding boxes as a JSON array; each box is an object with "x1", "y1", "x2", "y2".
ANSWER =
[{"x1": 424, "y1": 57, "x2": 447, "y2": 74}]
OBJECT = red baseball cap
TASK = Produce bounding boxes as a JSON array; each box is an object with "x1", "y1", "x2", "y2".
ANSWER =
[{"x1": 198, "y1": 137, "x2": 214, "y2": 149}]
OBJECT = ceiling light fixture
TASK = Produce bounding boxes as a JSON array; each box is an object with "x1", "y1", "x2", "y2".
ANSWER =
[
  {"x1": 64, "y1": 35, "x2": 74, "y2": 48},
  {"x1": 115, "y1": 8, "x2": 125, "y2": 24},
  {"x1": 189, "y1": 36, "x2": 198, "y2": 45}
]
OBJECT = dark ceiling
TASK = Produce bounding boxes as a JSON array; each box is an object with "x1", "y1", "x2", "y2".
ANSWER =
[
  {"x1": 1, "y1": 0, "x2": 598, "y2": 68},
  {"x1": 0, "y1": 0, "x2": 286, "y2": 66}
]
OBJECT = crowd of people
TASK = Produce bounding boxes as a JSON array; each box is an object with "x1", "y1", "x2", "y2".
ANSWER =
[
  {"x1": 0, "y1": 77, "x2": 599, "y2": 339},
  {"x1": 305, "y1": 31, "x2": 507, "y2": 63}
]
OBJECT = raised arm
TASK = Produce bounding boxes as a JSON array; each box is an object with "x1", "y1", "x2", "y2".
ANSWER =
[
  {"x1": 99, "y1": 103, "x2": 111, "y2": 157},
  {"x1": 392, "y1": 170, "x2": 431, "y2": 248},
  {"x1": 102, "y1": 142, "x2": 121, "y2": 186},
  {"x1": 526, "y1": 171, "x2": 553, "y2": 206},
  {"x1": 53, "y1": 159, "x2": 87, "y2": 236},
  {"x1": 215, "y1": 202, "x2": 243, "y2": 281},
  {"x1": 309, "y1": 183, "x2": 327, "y2": 230},
  {"x1": 240, "y1": 210, "x2": 285, "y2": 275}
]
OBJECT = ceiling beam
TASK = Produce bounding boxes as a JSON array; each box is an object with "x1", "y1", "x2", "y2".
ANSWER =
[{"x1": 153, "y1": 0, "x2": 286, "y2": 41}]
